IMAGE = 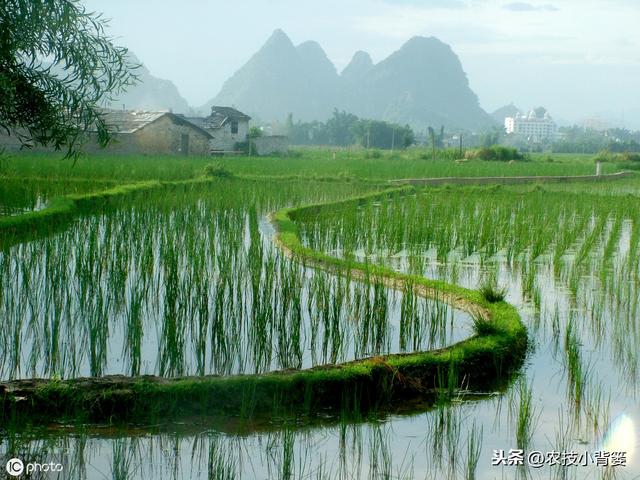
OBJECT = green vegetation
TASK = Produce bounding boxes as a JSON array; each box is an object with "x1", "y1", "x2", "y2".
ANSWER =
[
  {"x1": 0, "y1": 0, "x2": 137, "y2": 158},
  {"x1": 511, "y1": 379, "x2": 539, "y2": 450},
  {"x1": 1, "y1": 151, "x2": 638, "y2": 479},
  {"x1": 0, "y1": 182, "x2": 527, "y2": 425},
  {"x1": 596, "y1": 151, "x2": 640, "y2": 162},
  {"x1": 553, "y1": 126, "x2": 640, "y2": 154},
  {"x1": 204, "y1": 162, "x2": 234, "y2": 178},
  {"x1": 0, "y1": 149, "x2": 619, "y2": 182},
  {"x1": 464, "y1": 145, "x2": 526, "y2": 162},
  {"x1": 479, "y1": 281, "x2": 507, "y2": 303},
  {"x1": 471, "y1": 314, "x2": 501, "y2": 336},
  {"x1": 286, "y1": 109, "x2": 415, "y2": 149}
]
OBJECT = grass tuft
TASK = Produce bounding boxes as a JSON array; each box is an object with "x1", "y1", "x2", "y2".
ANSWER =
[
  {"x1": 471, "y1": 314, "x2": 500, "y2": 336},
  {"x1": 478, "y1": 281, "x2": 506, "y2": 303}
]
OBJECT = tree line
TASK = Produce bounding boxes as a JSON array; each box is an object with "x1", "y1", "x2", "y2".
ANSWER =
[
  {"x1": 552, "y1": 127, "x2": 640, "y2": 154},
  {"x1": 285, "y1": 110, "x2": 415, "y2": 149}
]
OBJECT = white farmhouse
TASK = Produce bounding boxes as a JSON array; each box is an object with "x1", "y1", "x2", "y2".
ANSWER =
[{"x1": 505, "y1": 108, "x2": 557, "y2": 141}]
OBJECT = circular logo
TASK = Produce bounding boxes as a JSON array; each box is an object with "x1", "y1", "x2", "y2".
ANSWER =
[{"x1": 6, "y1": 458, "x2": 24, "y2": 477}]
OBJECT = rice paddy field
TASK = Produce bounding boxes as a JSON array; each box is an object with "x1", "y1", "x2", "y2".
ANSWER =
[{"x1": 1, "y1": 150, "x2": 639, "y2": 479}]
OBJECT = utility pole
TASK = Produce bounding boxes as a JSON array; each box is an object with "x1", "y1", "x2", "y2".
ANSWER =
[
  {"x1": 459, "y1": 133, "x2": 463, "y2": 158},
  {"x1": 391, "y1": 128, "x2": 395, "y2": 152},
  {"x1": 367, "y1": 128, "x2": 370, "y2": 149}
]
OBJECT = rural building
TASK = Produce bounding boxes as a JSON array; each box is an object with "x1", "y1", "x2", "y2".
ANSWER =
[
  {"x1": 88, "y1": 110, "x2": 213, "y2": 155},
  {"x1": 505, "y1": 108, "x2": 557, "y2": 141},
  {"x1": 186, "y1": 106, "x2": 251, "y2": 153},
  {"x1": 0, "y1": 110, "x2": 213, "y2": 156},
  {"x1": 1, "y1": 106, "x2": 289, "y2": 157}
]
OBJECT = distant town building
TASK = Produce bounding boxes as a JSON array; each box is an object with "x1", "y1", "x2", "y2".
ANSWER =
[
  {"x1": 505, "y1": 108, "x2": 557, "y2": 141},
  {"x1": 580, "y1": 117, "x2": 611, "y2": 132}
]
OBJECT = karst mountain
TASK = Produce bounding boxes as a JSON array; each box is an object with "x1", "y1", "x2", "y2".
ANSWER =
[{"x1": 205, "y1": 29, "x2": 494, "y2": 130}]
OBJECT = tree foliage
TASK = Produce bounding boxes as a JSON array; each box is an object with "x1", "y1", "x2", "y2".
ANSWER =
[
  {"x1": 351, "y1": 119, "x2": 414, "y2": 149},
  {"x1": 0, "y1": 0, "x2": 137, "y2": 158},
  {"x1": 286, "y1": 109, "x2": 415, "y2": 149},
  {"x1": 248, "y1": 126, "x2": 263, "y2": 139},
  {"x1": 552, "y1": 126, "x2": 640, "y2": 154}
]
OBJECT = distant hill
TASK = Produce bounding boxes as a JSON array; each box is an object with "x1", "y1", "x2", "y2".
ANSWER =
[
  {"x1": 203, "y1": 30, "x2": 339, "y2": 121},
  {"x1": 102, "y1": 53, "x2": 190, "y2": 114},
  {"x1": 491, "y1": 104, "x2": 521, "y2": 124},
  {"x1": 202, "y1": 30, "x2": 495, "y2": 131}
]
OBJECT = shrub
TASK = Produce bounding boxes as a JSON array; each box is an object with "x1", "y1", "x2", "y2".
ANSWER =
[
  {"x1": 365, "y1": 149, "x2": 382, "y2": 159},
  {"x1": 204, "y1": 163, "x2": 234, "y2": 178},
  {"x1": 594, "y1": 150, "x2": 640, "y2": 163},
  {"x1": 621, "y1": 152, "x2": 640, "y2": 162},
  {"x1": 464, "y1": 145, "x2": 525, "y2": 162},
  {"x1": 286, "y1": 149, "x2": 304, "y2": 158},
  {"x1": 593, "y1": 150, "x2": 613, "y2": 163}
]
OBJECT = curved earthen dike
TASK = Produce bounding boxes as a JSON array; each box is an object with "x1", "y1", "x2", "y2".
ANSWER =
[
  {"x1": 0, "y1": 186, "x2": 528, "y2": 427},
  {"x1": 388, "y1": 171, "x2": 634, "y2": 186}
]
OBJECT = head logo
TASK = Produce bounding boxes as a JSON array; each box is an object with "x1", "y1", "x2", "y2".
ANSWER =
[{"x1": 6, "y1": 458, "x2": 24, "y2": 477}]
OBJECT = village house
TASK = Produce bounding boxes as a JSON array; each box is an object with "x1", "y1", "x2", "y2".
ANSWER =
[
  {"x1": 186, "y1": 106, "x2": 251, "y2": 154},
  {"x1": 0, "y1": 110, "x2": 213, "y2": 156},
  {"x1": 87, "y1": 110, "x2": 213, "y2": 155},
  {"x1": 1, "y1": 105, "x2": 289, "y2": 156}
]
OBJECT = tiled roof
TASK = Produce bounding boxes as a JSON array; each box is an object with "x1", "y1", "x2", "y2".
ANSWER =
[
  {"x1": 197, "y1": 106, "x2": 252, "y2": 129},
  {"x1": 100, "y1": 111, "x2": 167, "y2": 133},
  {"x1": 210, "y1": 106, "x2": 251, "y2": 121},
  {"x1": 99, "y1": 110, "x2": 212, "y2": 138}
]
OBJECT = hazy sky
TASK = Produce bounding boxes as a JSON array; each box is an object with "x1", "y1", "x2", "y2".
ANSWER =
[{"x1": 84, "y1": 0, "x2": 639, "y2": 124}]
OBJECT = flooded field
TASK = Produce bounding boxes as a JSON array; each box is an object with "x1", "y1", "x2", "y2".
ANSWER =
[{"x1": 1, "y1": 171, "x2": 639, "y2": 479}]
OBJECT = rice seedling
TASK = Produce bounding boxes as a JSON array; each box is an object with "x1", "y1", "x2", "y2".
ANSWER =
[
  {"x1": 564, "y1": 318, "x2": 587, "y2": 409},
  {"x1": 205, "y1": 436, "x2": 238, "y2": 480},
  {"x1": 111, "y1": 438, "x2": 139, "y2": 480},
  {"x1": 464, "y1": 422, "x2": 483, "y2": 480},
  {"x1": 509, "y1": 378, "x2": 539, "y2": 451}
]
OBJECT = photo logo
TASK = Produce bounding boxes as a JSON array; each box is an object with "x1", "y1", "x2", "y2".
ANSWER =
[
  {"x1": 6, "y1": 458, "x2": 24, "y2": 477},
  {"x1": 4, "y1": 458, "x2": 63, "y2": 476}
]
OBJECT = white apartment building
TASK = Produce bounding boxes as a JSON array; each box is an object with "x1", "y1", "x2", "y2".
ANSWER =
[{"x1": 505, "y1": 109, "x2": 557, "y2": 141}]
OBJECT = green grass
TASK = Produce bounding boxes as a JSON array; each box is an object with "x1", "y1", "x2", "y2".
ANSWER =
[{"x1": 0, "y1": 149, "x2": 619, "y2": 182}]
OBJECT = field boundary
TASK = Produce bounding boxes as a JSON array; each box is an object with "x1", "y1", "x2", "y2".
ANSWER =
[
  {"x1": 388, "y1": 170, "x2": 634, "y2": 186},
  {"x1": 0, "y1": 180, "x2": 161, "y2": 247},
  {"x1": 0, "y1": 178, "x2": 228, "y2": 249},
  {"x1": 1, "y1": 185, "x2": 528, "y2": 426}
]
